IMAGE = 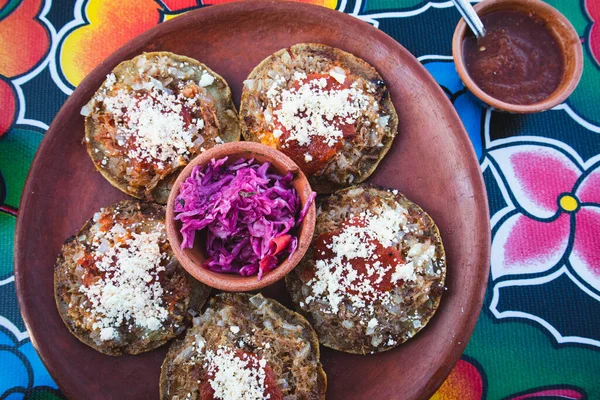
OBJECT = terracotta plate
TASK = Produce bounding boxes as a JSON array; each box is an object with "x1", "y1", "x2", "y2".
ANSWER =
[{"x1": 14, "y1": 2, "x2": 490, "y2": 399}]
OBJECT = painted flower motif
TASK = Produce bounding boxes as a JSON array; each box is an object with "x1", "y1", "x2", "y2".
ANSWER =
[
  {"x1": 57, "y1": 0, "x2": 162, "y2": 89},
  {"x1": 0, "y1": 0, "x2": 50, "y2": 78},
  {"x1": 508, "y1": 387, "x2": 585, "y2": 400},
  {"x1": 0, "y1": 326, "x2": 62, "y2": 399},
  {"x1": 586, "y1": 0, "x2": 600, "y2": 66},
  {"x1": 487, "y1": 139, "x2": 600, "y2": 348},
  {"x1": 432, "y1": 356, "x2": 586, "y2": 400},
  {"x1": 54, "y1": 0, "x2": 339, "y2": 92},
  {"x1": 432, "y1": 358, "x2": 485, "y2": 400},
  {"x1": 0, "y1": 78, "x2": 16, "y2": 137},
  {"x1": 160, "y1": 0, "x2": 199, "y2": 10},
  {"x1": 489, "y1": 142, "x2": 600, "y2": 292},
  {"x1": 0, "y1": 0, "x2": 51, "y2": 136}
]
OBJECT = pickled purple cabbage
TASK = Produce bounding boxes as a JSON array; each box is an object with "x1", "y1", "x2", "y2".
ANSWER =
[{"x1": 174, "y1": 157, "x2": 316, "y2": 279}]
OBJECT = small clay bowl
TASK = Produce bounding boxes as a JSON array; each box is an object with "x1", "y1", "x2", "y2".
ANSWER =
[
  {"x1": 166, "y1": 142, "x2": 316, "y2": 292},
  {"x1": 452, "y1": 0, "x2": 583, "y2": 113}
]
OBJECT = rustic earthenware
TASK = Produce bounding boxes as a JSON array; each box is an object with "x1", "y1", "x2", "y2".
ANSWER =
[
  {"x1": 15, "y1": 1, "x2": 490, "y2": 399},
  {"x1": 165, "y1": 142, "x2": 316, "y2": 292},
  {"x1": 452, "y1": 0, "x2": 583, "y2": 113}
]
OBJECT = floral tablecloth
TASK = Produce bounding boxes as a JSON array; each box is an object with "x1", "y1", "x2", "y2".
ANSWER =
[{"x1": 1, "y1": 0, "x2": 599, "y2": 399}]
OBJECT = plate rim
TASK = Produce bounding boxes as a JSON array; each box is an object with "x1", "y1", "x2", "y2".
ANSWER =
[{"x1": 14, "y1": 1, "x2": 491, "y2": 399}]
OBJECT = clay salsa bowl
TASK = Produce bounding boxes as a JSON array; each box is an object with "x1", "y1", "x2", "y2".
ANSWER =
[
  {"x1": 452, "y1": 0, "x2": 583, "y2": 113},
  {"x1": 165, "y1": 141, "x2": 316, "y2": 292}
]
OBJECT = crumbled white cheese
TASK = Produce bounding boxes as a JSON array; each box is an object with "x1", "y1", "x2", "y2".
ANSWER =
[
  {"x1": 293, "y1": 71, "x2": 307, "y2": 81},
  {"x1": 230, "y1": 326, "x2": 240, "y2": 334},
  {"x1": 78, "y1": 215, "x2": 169, "y2": 340},
  {"x1": 305, "y1": 204, "x2": 408, "y2": 313},
  {"x1": 100, "y1": 327, "x2": 116, "y2": 341},
  {"x1": 378, "y1": 115, "x2": 390, "y2": 127},
  {"x1": 204, "y1": 347, "x2": 270, "y2": 400},
  {"x1": 329, "y1": 68, "x2": 346, "y2": 84},
  {"x1": 304, "y1": 154, "x2": 313, "y2": 163},
  {"x1": 408, "y1": 240, "x2": 436, "y2": 268},
  {"x1": 267, "y1": 78, "x2": 374, "y2": 147},
  {"x1": 391, "y1": 261, "x2": 417, "y2": 283},
  {"x1": 199, "y1": 73, "x2": 215, "y2": 87},
  {"x1": 105, "y1": 73, "x2": 117, "y2": 87},
  {"x1": 99, "y1": 78, "x2": 205, "y2": 164}
]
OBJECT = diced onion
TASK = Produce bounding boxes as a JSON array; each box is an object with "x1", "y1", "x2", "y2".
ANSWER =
[
  {"x1": 280, "y1": 51, "x2": 291, "y2": 63},
  {"x1": 282, "y1": 322, "x2": 301, "y2": 331},
  {"x1": 378, "y1": 115, "x2": 390, "y2": 127},
  {"x1": 296, "y1": 343, "x2": 310, "y2": 359},
  {"x1": 173, "y1": 345, "x2": 194, "y2": 364},
  {"x1": 96, "y1": 240, "x2": 110, "y2": 255},
  {"x1": 250, "y1": 294, "x2": 266, "y2": 307},
  {"x1": 80, "y1": 105, "x2": 91, "y2": 117},
  {"x1": 263, "y1": 319, "x2": 274, "y2": 331},
  {"x1": 277, "y1": 378, "x2": 290, "y2": 389},
  {"x1": 371, "y1": 335, "x2": 383, "y2": 347}
]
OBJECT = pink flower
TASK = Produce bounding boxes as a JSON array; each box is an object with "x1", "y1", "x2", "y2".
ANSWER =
[
  {"x1": 587, "y1": 0, "x2": 600, "y2": 66},
  {"x1": 433, "y1": 356, "x2": 585, "y2": 400},
  {"x1": 509, "y1": 387, "x2": 584, "y2": 400},
  {"x1": 489, "y1": 143, "x2": 600, "y2": 292}
]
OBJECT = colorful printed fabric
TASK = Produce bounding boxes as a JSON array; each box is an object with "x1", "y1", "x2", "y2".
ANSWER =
[{"x1": 1, "y1": 0, "x2": 599, "y2": 399}]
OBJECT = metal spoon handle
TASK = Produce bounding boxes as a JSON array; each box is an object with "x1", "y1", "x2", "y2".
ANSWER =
[{"x1": 452, "y1": 0, "x2": 486, "y2": 38}]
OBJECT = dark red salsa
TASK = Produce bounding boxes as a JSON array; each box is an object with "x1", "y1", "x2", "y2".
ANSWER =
[
  {"x1": 274, "y1": 73, "x2": 356, "y2": 175},
  {"x1": 305, "y1": 217, "x2": 403, "y2": 297},
  {"x1": 462, "y1": 10, "x2": 564, "y2": 105}
]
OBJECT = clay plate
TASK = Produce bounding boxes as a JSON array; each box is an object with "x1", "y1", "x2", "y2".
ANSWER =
[{"x1": 14, "y1": 2, "x2": 490, "y2": 399}]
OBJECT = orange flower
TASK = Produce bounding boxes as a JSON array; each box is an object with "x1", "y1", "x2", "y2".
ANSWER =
[
  {"x1": 431, "y1": 359, "x2": 485, "y2": 400},
  {"x1": 60, "y1": 0, "x2": 161, "y2": 87},
  {"x1": 0, "y1": 0, "x2": 50, "y2": 78},
  {"x1": 0, "y1": 79, "x2": 16, "y2": 136},
  {"x1": 161, "y1": 0, "x2": 199, "y2": 11},
  {"x1": 0, "y1": 0, "x2": 51, "y2": 135},
  {"x1": 58, "y1": 0, "x2": 338, "y2": 88}
]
